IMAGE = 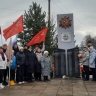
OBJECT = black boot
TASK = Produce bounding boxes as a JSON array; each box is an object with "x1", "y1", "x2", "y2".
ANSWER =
[
  {"x1": 46, "y1": 76, "x2": 50, "y2": 81},
  {"x1": 44, "y1": 76, "x2": 46, "y2": 81},
  {"x1": 3, "y1": 81, "x2": 8, "y2": 86}
]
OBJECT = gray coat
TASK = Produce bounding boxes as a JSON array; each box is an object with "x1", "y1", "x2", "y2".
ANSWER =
[
  {"x1": 41, "y1": 55, "x2": 52, "y2": 76},
  {"x1": 82, "y1": 50, "x2": 89, "y2": 66},
  {"x1": 89, "y1": 49, "x2": 96, "y2": 68}
]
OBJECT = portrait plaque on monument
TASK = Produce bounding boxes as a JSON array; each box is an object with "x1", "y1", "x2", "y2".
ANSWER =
[{"x1": 61, "y1": 32, "x2": 71, "y2": 43}]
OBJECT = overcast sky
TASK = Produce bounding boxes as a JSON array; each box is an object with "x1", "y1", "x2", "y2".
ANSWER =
[{"x1": 0, "y1": 0, "x2": 96, "y2": 46}]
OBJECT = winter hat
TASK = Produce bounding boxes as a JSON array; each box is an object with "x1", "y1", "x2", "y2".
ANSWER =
[
  {"x1": 24, "y1": 44, "x2": 28, "y2": 47},
  {"x1": 90, "y1": 46, "x2": 94, "y2": 49},
  {"x1": 44, "y1": 51, "x2": 49, "y2": 54},
  {"x1": 87, "y1": 41, "x2": 92, "y2": 43},
  {"x1": 83, "y1": 46, "x2": 88, "y2": 48},
  {"x1": 2, "y1": 44, "x2": 7, "y2": 47},
  {"x1": 35, "y1": 45, "x2": 39, "y2": 47},
  {"x1": 19, "y1": 47, "x2": 24, "y2": 50},
  {"x1": 27, "y1": 46, "x2": 32, "y2": 49}
]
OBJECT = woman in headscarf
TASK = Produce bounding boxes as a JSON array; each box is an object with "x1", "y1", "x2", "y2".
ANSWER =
[{"x1": 41, "y1": 51, "x2": 52, "y2": 81}]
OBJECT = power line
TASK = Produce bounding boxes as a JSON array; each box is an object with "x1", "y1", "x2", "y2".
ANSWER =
[
  {"x1": 52, "y1": 0, "x2": 66, "y2": 13},
  {"x1": 0, "y1": 0, "x2": 47, "y2": 18},
  {"x1": 0, "y1": 8, "x2": 24, "y2": 11},
  {"x1": 58, "y1": 0, "x2": 90, "y2": 30},
  {"x1": 0, "y1": 0, "x2": 26, "y2": 12}
]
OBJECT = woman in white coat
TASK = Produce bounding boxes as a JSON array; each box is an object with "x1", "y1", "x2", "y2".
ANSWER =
[{"x1": 0, "y1": 47, "x2": 7, "y2": 89}]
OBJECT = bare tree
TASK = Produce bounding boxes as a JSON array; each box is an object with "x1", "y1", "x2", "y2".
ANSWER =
[{"x1": 81, "y1": 35, "x2": 96, "y2": 49}]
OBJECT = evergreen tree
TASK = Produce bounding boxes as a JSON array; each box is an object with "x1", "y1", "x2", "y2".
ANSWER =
[
  {"x1": 18, "y1": 2, "x2": 57, "y2": 54},
  {"x1": 45, "y1": 18, "x2": 57, "y2": 54}
]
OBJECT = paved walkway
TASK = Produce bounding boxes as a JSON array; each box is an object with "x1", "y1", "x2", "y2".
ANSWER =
[{"x1": 0, "y1": 78, "x2": 96, "y2": 96}]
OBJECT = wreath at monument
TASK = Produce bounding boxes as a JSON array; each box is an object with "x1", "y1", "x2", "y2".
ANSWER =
[{"x1": 59, "y1": 16, "x2": 72, "y2": 29}]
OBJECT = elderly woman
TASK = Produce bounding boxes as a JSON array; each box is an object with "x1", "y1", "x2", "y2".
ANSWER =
[
  {"x1": 81, "y1": 46, "x2": 89, "y2": 81},
  {"x1": 41, "y1": 51, "x2": 52, "y2": 81},
  {"x1": 89, "y1": 46, "x2": 96, "y2": 81}
]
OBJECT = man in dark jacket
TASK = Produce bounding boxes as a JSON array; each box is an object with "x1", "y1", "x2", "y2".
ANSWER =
[
  {"x1": 16, "y1": 47, "x2": 25, "y2": 84},
  {"x1": 26, "y1": 46, "x2": 36, "y2": 83}
]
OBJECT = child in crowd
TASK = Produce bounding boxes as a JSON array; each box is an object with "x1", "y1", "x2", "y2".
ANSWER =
[
  {"x1": 50, "y1": 66, "x2": 55, "y2": 79},
  {"x1": 10, "y1": 50, "x2": 17, "y2": 86}
]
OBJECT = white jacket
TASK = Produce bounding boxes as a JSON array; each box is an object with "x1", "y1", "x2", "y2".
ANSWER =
[{"x1": 0, "y1": 53, "x2": 7, "y2": 69}]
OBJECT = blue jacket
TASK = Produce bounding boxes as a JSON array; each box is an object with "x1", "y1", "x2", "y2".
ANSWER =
[
  {"x1": 89, "y1": 49, "x2": 96, "y2": 68},
  {"x1": 10, "y1": 55, "x2": 17, "y2": 69}
]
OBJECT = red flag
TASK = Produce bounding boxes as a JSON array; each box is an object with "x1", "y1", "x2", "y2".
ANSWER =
[
  {"x1": 0, "y1": 26, "x2": 1, "y2": 34},
  {"x1": 28, "y1": 27, "x2": 48, "y2": 46},
  {"x1": 3, "y1": 15, "x2": 24, "y2": 40}
]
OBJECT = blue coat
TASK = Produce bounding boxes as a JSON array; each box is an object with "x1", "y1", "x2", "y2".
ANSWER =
[
  {"x1": 89, "y1": 49, "x2": 96, "y2": 68},
  {"x1": 10, "y1": 55, "x2": 17, "y2": 69},
  {"x1": 41, "y1": 55, "x2": 52, "y2": 76}
]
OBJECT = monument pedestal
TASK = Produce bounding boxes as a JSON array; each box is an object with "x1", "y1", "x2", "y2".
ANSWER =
[{"x1": 54, "y1": 48, "x2": 80, "y2": 78}]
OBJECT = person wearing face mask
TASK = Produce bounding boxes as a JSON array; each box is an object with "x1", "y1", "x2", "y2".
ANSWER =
[
  {"x1": 0, "y1": 47, "x2": 7, "y2": 89},
  {"x1": 89, "y1": 46, "x2": 96, "y2": 81},
  {"x1": 26, "y1": 46, "x2": 36, "y2": 83},
  {"x1": 81, "y1": 46, "x2": 89, "y2": 81},
  {"x1": 16, "y1": 47, "x2": 25, "y2": 84},
  {"x1": 41, "y1": 51, "x2": 52, "y2": 81}
]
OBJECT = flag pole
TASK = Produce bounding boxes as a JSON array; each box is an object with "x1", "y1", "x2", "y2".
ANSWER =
[
  {"x1": 0, "y1": 26, "x2": 3, "y2": 45},
  {"x1": 8, "y1": 61, "x2": 10, "y2": 86},
  {"x1": 1, "y1": 34, "x2": 3, "y2": 45},
  {"x1": 8, "y1": 38, "x2": 12, "y2": 86}
]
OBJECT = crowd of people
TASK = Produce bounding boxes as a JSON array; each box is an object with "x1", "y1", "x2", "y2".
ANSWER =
[
  {"x1": 79, "y1": 41, "x2": 96, "y2": 81},
  {"x1": 1, "y1": 40, "x2": 95, "y2": 89},
  {"x1": 0, "y1": 43, "x2": 53, "y2": 89}
]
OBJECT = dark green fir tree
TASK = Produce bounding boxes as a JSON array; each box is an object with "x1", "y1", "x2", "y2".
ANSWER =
[{"x1": 18, "y1": 2, "x2": 57, "y2": 54}]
